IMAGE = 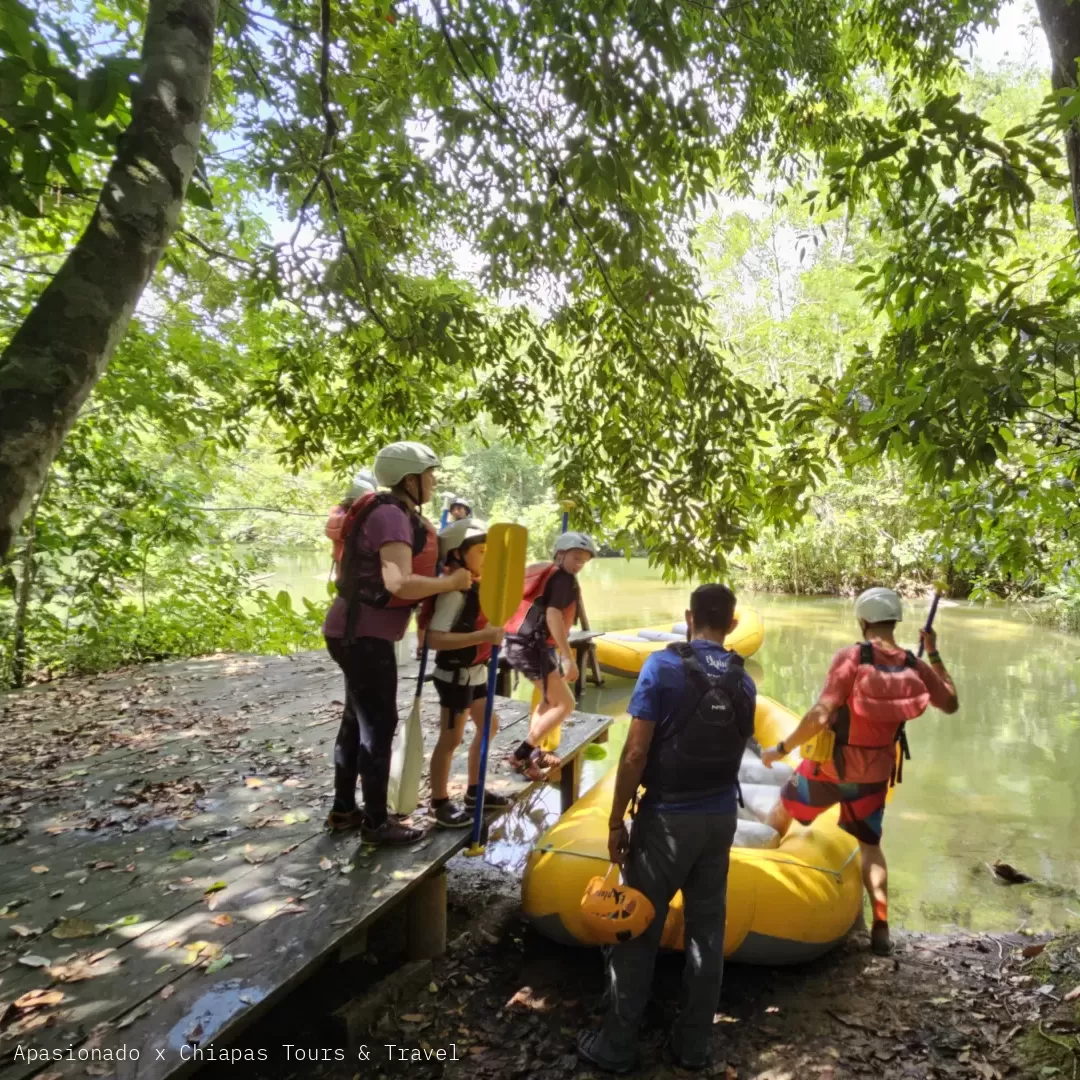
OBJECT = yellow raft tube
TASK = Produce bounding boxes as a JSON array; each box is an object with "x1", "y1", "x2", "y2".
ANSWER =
[
  {"x1": 594, "y1": 607, "x2": 765, "y2": 680},
  {"x1": 522, "y1": 696, "x2": 863, "y2": 964}
]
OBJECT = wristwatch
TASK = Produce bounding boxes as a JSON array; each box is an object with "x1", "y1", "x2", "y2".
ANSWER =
[{"x1": 775, "y1": 740, "x2": 787, "y2": 755}]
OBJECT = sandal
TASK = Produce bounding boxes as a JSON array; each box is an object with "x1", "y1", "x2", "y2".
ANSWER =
[
  {"x1": 505, "y1": 750, "x2": 546, "y2": 781},
  {"x1": 362, "y1": 818, "x2": 425, "y2": 845},
  {"x1": 325, "y1": 808, "x2": 368, "y2": 832},
  {"x1": 533, "y1": 749, "x2": 562, "y2": 769}
]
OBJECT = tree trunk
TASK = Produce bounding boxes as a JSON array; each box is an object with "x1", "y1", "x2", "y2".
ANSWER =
[
  {"x1": 9, "y1": 472, "x2": 49, "y2": 688},
  {"x1": 0, "y1": 0, "x2": 218, "y2": 557},
  {"x1": 1036, "y1": 0, "x2": 1080, "y2": 243}
]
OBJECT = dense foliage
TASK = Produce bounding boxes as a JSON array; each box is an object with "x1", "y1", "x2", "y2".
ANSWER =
[{"x1": 4, "y1": 0, "x2": 1080, "y2": 685}]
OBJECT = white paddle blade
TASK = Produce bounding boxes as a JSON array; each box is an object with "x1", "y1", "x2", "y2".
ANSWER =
[{"x1": 387, "y1": 698, "x2": 424, "y2": 815}]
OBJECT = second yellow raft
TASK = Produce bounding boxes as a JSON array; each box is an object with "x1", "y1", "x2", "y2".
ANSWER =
[
  {"x1": 522, "y1": 695, "x2": 863, "y2": 964},
  {"x1": 594, "y1": 606, "x2": 765, "y2": 680}
]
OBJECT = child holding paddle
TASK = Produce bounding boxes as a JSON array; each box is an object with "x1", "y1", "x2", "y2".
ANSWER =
[
  {"x1": 425, "y1": 518, "x2": 511, "y2": 828},
  {"x1": 502, "y1": 531, "x2": 597, "y2": 780}
]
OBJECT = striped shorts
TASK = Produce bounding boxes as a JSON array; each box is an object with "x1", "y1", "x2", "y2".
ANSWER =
[{"x1": 780, "y1": 770, "x2": 889, "y2": 846}]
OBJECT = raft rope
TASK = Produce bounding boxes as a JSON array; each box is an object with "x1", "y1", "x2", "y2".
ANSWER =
[{"x1": 532, "y1": 843, "x2": 860, "y2": 883}]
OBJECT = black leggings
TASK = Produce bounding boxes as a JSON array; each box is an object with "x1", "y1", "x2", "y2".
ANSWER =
[{"x1": 325, "y1": 635, "x2": 399, "y2": 825}]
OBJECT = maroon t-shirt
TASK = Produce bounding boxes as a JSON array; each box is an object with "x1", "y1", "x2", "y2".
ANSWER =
[{"x1": 322, "y1": 503, "x2": 417, "y2": 642}]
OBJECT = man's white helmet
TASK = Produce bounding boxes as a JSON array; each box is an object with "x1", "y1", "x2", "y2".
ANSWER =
[
  {"x1": 373, "y1": 442, "x2": 440, "y2": 489},
  {"x1": 449, "y1": 495, "x2": 473, "y2": 513},
  {"x1": 554, "y1": 531, "x2": 598, "y2": 557},
  {"x1": 438, "y1": 518, "x2": 487, "y2": 560},
  {"x1": 854, "y1": 587, "x2": 903, "y2": 624},
  {"x1": 347, "y1": 469, "x2": 377, "y2": 499}
]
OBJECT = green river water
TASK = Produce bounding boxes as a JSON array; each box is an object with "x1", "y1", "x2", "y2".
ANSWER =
[{"x1": 268, "y1": 552, "x2": 1080, "y2": 934}]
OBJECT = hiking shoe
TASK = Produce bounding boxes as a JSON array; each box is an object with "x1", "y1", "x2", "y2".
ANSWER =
[
  {"x1": 666, "y1": 1036, "x2": 710, "y2": 1071},
  {"x1": 505, "y1": 750, "x2": 547, "y2": 781},
  {"x1": 464, "y1": 788, "x2": 512, "y2": 809},
  {"x1": 576, "y1": 1030, "x2": 638, "y2": 1075},
  {"x1": 871, "y1": 919, "x2": 892, "y2": 956},
  {"x1": 362, "y1": 818, "x2": 425, "y2": 845},
  {"x1": 325, "y1": 808, "x2": 368, "y2": 832},
  {"x1": 432, "y1": 801, "x2": 471, "y2": 829}
]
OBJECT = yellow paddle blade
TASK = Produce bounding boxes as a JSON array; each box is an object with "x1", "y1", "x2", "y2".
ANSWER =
[{"x1": 479, "y1": 522, "x2": 528, "y2": 626}]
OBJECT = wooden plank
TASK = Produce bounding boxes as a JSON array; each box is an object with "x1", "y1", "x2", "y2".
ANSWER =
[
  {"x1": 0, "y1": 648, "x2": 612, "y2": 1080},
  {"x1": 406, "y1": 869, "x2": 447, "y2": 960}
]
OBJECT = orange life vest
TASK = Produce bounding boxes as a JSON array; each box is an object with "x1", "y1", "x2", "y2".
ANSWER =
[
  {"x1": 325, "y1": 505, "x2": 348, "y2": 567},
  {"x1": 336, "y1": 492, "x2": 437, "y2": 613},
  {"x1": 505, "y1": 562, "x2": 578, "y2": 646},
  {"x1": 829, "y1": 642, "x2": 930, "y2": 784}
]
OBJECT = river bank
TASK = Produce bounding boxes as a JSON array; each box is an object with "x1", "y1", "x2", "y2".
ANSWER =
[{"x1": 209, "y1": 853, "x2": 1080, "y2": 1080}]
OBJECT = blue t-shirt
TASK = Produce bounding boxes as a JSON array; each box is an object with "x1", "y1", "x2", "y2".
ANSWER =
[{"x1": 628, "y1": 640, "x2": 757, "y2": 815}]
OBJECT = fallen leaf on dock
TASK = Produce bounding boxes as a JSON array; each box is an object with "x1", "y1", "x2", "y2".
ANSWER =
[
  {"x1": 117, "y1": 1001, "x2": 153, "y2": 1029},
  {"x1": 14, "y1": 989, "x2": 65, "y2": 1010},
  {"x1": 51, "y1": 918, "x2": 98, "y2": 940}
]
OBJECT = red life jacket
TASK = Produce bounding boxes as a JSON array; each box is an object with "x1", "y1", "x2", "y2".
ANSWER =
[
  {"x1": 828, "y1": 642, "x2": 930, "y2": 785},
  {"x1": 325, "y1": 505, "x2": 348, "y2": 568},
  {"x1": 505, "y1": 562, "x2": 578, "y2": 647},
  {"x1": 336, "y1": 492, "x2": 438, "y2": 623},
  {"x1": 432, "y1": 582, "x2": 491, "y2": 671}
]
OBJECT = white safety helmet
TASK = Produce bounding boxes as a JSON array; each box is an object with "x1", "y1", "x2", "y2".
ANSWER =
[
  {"x1": 554, "y1": 531, "x2": 598, "y2": 557},
  {"x1": 347, "y1": 469, "x2": 377, "y2": 500},
  {"x1": 854, "y1": 587, "x2": 903, "y2": 625},
  {"x1": 449, "y1": 495, "x2": 473, "y2": 514},
  {"x1": 438, "y1": 518, "x2": 487, "y2": 560},
  {"x1": 373, "y1": 441, "x2": 440, "y2": 489}
]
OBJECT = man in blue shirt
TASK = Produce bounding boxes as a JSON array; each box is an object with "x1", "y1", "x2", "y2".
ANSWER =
[{"x1": 578, "y1": 584, "x2": 756, "y2": 1073}]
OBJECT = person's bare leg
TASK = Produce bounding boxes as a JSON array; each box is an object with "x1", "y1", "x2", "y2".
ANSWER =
[
  {"x1": 860, "y1": 841, "x2": 891, "y2": 954},
  {"x1": 767, "y1": 799, "x2": 793, "y2": 837},
  {"x1": 429, "y1": 708, "x2": 466, "y2": 801},
  {"x1": 527, "y1": 671, "x2": 574, "y2": 746},
  {"x1": 467, "y1": 698, "x2": 499, "y2": 786}
]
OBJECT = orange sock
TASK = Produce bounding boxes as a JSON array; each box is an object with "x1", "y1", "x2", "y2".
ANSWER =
[{"x1": 872, "y1": 899, "x2": 888, "y2": 924}]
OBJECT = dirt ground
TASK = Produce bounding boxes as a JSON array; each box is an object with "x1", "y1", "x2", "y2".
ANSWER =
[{"x1": 207, "y1": 857, "x2": 1080, "y2": 1080}]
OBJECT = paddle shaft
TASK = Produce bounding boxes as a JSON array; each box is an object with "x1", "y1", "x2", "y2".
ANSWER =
[
  {"x1": 470, "y1": 642, "x2": 502, "y2": 848},
  {"x1": 916, "y1": 592, "x2": 941, "y2": 659}
]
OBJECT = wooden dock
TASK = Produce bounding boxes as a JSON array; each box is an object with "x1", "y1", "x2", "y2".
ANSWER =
[{"x1": 0, "y1": 649, "x2": 612, "y2": 1079}]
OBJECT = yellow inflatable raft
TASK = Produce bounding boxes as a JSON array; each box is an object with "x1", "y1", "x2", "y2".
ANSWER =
[
  {"x1": 522, "y1": 695, "x2": 863, "y2": 964},
  {"x1": 594, "y1": 607, "x2": 765, "y2": 680}
]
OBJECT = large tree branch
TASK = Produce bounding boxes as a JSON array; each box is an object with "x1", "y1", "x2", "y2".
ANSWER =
[{"x1": 0, "y1": 0, "x2": 219, "y2": 557}]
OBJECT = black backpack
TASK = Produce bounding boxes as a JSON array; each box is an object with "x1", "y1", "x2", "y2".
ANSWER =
[{"x1": 641, "y1": 642, "x2": 755, "y2": 805}]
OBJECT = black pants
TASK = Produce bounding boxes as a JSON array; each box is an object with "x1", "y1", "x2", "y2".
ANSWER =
[{"x1": 325, "y1": 635, "x2": 399, "y2": 825}]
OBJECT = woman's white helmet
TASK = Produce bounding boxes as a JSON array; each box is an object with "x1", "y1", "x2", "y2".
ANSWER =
[
  {"x1": 854, "y1": 587, "x2": 903, "y2": 624},
  {"x1": 347, "y1": 469, "x2": 377, "y2": 499},
  {"x1": 554, "y1": 531, "x2": 598, "y2": 557},
  {"x1": 373, "y1": 442, "x2": 440, "y2": 488},
  {"x1": 438, "y1": 518, "x2": 487, "y2": 560}
]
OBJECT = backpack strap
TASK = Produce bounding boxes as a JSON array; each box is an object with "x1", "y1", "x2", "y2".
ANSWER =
[
  {"x1": 663, "y1": 642, "x2": 751, "y2": 739},
  {"x1": 858, "y1": 641, "x2": 874, "y2": 665},
  {"x1": 903, "y1": 650, "x2": 917, "y2": 668}
]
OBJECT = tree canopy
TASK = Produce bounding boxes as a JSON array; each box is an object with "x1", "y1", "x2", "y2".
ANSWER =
[{"x1": 2, "y1": 0, "x2": 1080, "y2": 682}]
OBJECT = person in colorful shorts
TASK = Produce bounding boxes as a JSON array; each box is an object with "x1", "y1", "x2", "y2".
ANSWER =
[{"x1": 762, "y1": 587, "x2": 958, "y2": 955}]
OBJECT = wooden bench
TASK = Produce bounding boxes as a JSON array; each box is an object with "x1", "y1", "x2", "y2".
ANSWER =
[{"x1": 0, "y1": 650, "x2": 612, "y2": 1080}]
